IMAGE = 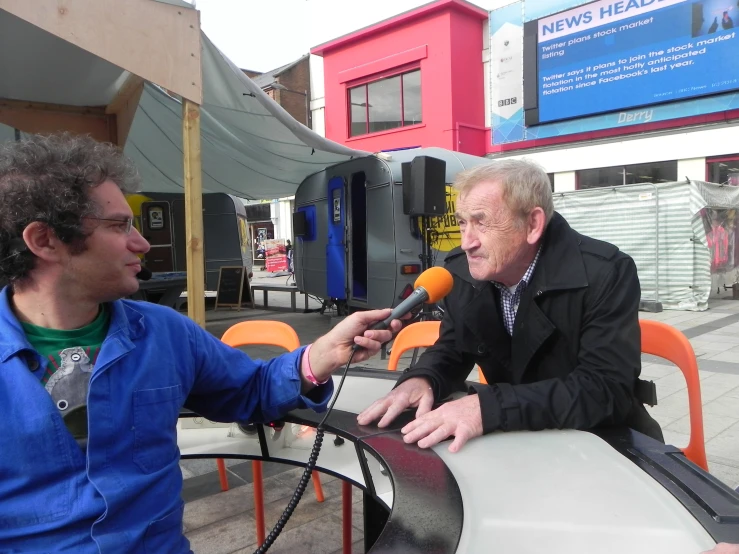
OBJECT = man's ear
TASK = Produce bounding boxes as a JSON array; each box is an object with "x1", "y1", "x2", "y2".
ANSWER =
[
  {"x1": 22, "y1": 222, "x2": 65, "y2": 263},
  {"x1": 526, "y1": 207, "x2": 547, "y2": 246}
]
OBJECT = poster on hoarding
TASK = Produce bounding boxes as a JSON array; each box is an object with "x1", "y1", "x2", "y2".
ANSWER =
[{"x1": 263, "y1": 238, "x2": 289, "y2": 273}]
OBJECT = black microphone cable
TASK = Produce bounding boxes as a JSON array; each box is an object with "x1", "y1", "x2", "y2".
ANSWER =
[
  {"x1": 252, "y1": 346, "x2": 359, "y2": 554},
  {"x1": 253, "y1": 267, "x2": 452, "y2": 551}
]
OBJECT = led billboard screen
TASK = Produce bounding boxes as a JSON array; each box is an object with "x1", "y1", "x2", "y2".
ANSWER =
[{"x1": 526, "y1": 0, "x2": 739, "y2": 125}]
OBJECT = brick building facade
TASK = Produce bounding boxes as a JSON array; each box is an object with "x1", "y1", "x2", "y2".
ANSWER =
[{"x1": 243, "y1": 55, "x2": 311, "y2": 128}]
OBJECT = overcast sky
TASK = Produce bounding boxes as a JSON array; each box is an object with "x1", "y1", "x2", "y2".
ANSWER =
[{"x1": 194, "y1": 0, "x2": 493, "y2": 72}]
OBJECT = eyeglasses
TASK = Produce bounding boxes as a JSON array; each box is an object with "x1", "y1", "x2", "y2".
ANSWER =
[{"x1": 84, "y1": 217, "x2": 134, "y2": 235}]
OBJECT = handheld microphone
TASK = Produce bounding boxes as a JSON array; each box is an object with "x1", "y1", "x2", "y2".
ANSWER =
[
  {"x1": 136, "y1": 266, "x2": 152, "y2": 281},
  {"x1": 369, "y1": 266, "x2": 454, "y2": 331}
]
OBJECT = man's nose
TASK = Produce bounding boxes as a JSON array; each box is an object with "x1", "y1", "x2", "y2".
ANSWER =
[
  {"x1": 129, "y1": 227, "x2": 151, "y2": 254},
  {"x1": 461, "y1": 227, "x2": 479, "y2": 252}
]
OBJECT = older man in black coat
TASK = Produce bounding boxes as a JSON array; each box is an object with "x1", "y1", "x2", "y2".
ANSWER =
[{"x1": 358, "y1": 159, "x2": 662, "y2": 452}]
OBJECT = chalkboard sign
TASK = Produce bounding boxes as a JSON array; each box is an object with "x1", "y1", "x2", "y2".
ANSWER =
[{"x1": 215, "y1": 266, "x2": 252, "y2": 309}]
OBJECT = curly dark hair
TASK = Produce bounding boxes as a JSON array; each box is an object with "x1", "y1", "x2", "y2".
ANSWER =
[{"x1": 0, "y1": 133, "x2": 141, "y2": 285}]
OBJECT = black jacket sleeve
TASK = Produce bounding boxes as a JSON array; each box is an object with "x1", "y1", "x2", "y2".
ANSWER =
[{"x1": 474, "y1": 255, "x2": 641, "y2": 433}]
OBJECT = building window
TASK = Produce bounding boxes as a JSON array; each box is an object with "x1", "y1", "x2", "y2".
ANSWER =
[
  {"x1": 706, "y1": 155, "x2": 739, "y2": 185},
  {"x1": 348, "y1": 69, "x2": 422, "y2": 137},
  {"x1": 576, "y1": 161, "x2": 677, "y2": 189}
]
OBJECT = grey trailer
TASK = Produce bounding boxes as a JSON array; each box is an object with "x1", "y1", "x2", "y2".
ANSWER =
[
  {"x1": 293, "y1": 147, "x2": 489, "y2": 313},
  {"x1": 137, "y1": 193, "x2": 253, "y2": 291}
]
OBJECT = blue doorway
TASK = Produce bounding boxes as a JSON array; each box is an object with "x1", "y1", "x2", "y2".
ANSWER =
[{"x1": 326, "y1": 177, "x2": 346, "y2": 300}]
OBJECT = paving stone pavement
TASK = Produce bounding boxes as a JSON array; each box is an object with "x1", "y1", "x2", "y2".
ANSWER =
[{"x1": 180, "y1": 277, "x2": 739, "y2": 553}]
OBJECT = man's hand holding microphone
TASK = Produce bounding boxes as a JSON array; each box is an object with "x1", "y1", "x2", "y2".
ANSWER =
[{"x1": 308, "y1": 267, "x2": 455, "y2": 382}]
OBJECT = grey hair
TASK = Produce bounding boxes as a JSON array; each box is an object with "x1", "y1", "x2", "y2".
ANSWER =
[
  {"x1": 0, "y1": 133, "x2": 140, "y2": 284},
  {"x1": 453, "y1": 159, "x2": 554, "y2": 225}
]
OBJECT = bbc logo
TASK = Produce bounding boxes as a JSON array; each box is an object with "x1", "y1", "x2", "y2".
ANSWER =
[{"x1": 497, "y1": 97, "x2": 517, "y2": 107}]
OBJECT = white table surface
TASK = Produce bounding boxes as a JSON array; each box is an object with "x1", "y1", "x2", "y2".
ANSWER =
[{"x1": 178, "y1": 373, "x2": 717, "y2": 553}]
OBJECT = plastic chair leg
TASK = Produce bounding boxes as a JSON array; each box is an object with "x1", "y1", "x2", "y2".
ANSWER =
[
  {"x1": 342, "y1": 481, "x2": 352, "y2": 554},
  {"x1": 251, "y1": 467, "x2": 322, "y2": 546},
  {"x1": 311, "y1": 471, "x2": 324, "y2": 502},
  {"x1": 216, "y1": 458, "x2": 229, "y2": 491},
  {"x1": 253, "y1": 460, "x2": 266, "y2": 545}
]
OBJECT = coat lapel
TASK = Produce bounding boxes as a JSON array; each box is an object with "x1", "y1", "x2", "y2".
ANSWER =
[
  {"x1": 510, "y1": 292, "x2": 555, "y2": 383},
  {"x1": 462, "y1": 284, "x2": 511, "y2": 367},
  {"x1": 508, "y1": 213, "x2": 588, "y2": 381}
]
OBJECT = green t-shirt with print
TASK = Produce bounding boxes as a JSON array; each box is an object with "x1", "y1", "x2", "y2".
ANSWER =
[{"x1": 22, "y1": 307, "x2": 109, "y2": 445}]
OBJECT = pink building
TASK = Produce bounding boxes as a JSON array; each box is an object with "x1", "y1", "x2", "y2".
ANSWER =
[{"x1": 311, "y1": 0, "x2": 489, "y2": 156}]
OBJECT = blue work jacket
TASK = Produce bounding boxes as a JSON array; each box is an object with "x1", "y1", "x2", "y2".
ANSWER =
[{"x1": 0, "y1": 288, "x2": 332, "y2": 552}]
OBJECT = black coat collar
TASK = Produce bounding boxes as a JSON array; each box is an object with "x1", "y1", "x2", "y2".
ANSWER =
[{"x1": 445, "y1": 212, "x2": 589, "y2": 293}]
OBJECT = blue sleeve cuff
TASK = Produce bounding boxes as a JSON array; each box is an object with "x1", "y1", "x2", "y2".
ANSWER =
[
  {"x1": 298, "y1": 379, "x2": 334, "y2": 412},
  {"x1": 295, "y1": 346, "x2": 334, "y2": 412}
]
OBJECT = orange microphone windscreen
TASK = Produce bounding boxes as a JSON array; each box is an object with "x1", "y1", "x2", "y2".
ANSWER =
[{"x1": 414, "y1": 266, "x2": 454, "y2": 303}]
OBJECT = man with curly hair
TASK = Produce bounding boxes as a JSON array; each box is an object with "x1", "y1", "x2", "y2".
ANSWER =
[{"x1": 0, "y1": 133, "x2": 401, "y2": 552}]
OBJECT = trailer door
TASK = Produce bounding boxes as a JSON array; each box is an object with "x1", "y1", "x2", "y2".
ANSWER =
[
  {"x1": 326, "y1": 177, "x2": 347, "y2": 300},
  {"x1": 140, "y1": 201, "x2": 174, "y2": 273}
]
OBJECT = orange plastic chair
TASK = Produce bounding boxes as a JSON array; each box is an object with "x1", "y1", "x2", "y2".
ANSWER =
[
  {"x1": 478, "y1": 368, "x2": 487, "y2": 384},
  {"x1": 387, "y1": 321, "x2": 442, "y2": 371},
  {"x1": 220, "y1": 320, "x2": 325, "y2": 546},
  {"x1": 639, "y1": 319, "x2": 708, "y2": 471},
  {"x1": 388, "y1": 321, "x2": 487, "y2": 383}
]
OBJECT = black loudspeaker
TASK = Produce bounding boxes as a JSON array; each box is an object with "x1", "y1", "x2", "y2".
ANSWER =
[
  {"x1": 402, "y1": 156, "x2": 446, "y2": 216},
  {"x1": 293, "y1": 211, "x2": 307, "y2": 236}
]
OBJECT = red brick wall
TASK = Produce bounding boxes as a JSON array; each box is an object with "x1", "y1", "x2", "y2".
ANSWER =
[{"x1": 274, "y1": 57, "x2": 310, "y2": 128}]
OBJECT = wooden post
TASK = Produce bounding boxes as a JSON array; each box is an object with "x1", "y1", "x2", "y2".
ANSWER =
[{"x1": 182, "y1": 99, "x2": 206, "y2": 327}]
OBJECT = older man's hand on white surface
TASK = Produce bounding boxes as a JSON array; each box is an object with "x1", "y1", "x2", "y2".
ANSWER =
[
  {"x1": 400, "y1": 394, "x2": 483, "y2": 453},
  {"x1": 357, "y1": 377, "x2": 435, "y2": 428}
]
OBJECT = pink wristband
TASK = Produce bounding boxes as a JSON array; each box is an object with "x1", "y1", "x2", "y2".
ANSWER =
[{"x1": 301, "y1": 344, "x2": 330, "y2": 386}]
